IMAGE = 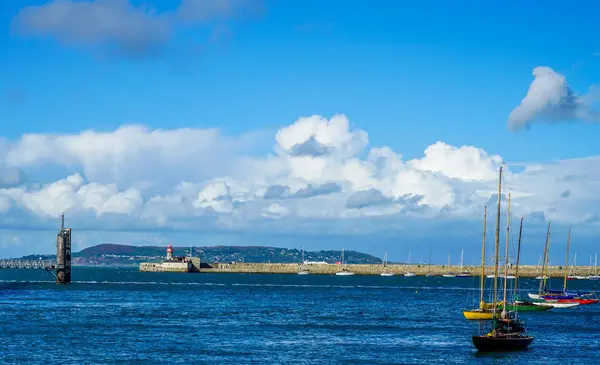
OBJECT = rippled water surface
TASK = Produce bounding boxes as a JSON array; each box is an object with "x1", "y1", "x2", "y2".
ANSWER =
[{"x1": 1, "y1": 268, "x2": 599, "y2": 364}]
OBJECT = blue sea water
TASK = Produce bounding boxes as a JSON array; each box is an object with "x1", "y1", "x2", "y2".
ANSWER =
[{"x1": 1, "y1": 268, "x2": 598, "y2": 364}]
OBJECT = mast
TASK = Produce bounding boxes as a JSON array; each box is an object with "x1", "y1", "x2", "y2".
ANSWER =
[
  {"x1": 492, "y1": 167, "x2": 502, "y2": 316},
  {"x1": 538, "y1": 222, "x2": 551, "y2": 295},
  {"x1": 460, "y1": 249, "x2": 464, "y2": 270},
  {"x1": 428, "y1": 247, "x2": 432, "y2": 274},
  {"x1": 502, "y1": 192, "x2": 511, "y2": 316},
  {"x1": 479, "y1": 206, "x2": 487, "y2": 307},
  {"x1": 513, "y1": 217, "x2": 523, "y2": 301},
  {"x1": 563, "y1": 228, "x2": 571, "y2": 294}
]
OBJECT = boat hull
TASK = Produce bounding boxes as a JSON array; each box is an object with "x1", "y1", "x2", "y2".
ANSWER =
[
  {"x1": 532, "y1": 301, "x2": 579, "y2": 308},
  {"x1": 506, "y1": 303, "x2": 551, "y2": 312},
  {"x1": 380, "y1": 273, "x2": 394, "y2": 276},
  {"x1": 472, "y1": 335, "x2": 533, "y2": 352},
  {"x1": 463, "y1": 310, "x2": 500, "y2": 320}
]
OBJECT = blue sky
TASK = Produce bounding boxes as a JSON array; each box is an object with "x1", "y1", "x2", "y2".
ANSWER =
[{"x1": 1, "y1": 0, "x2": 600, "y2": 264}]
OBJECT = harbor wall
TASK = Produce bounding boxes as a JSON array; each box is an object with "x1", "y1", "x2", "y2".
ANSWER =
[
  {"x1": 140, "y1": 261, "x2": 190, "y2": 273},
  {"x1": 198, "y1": 263, "x2": 597, "y2": 277}
]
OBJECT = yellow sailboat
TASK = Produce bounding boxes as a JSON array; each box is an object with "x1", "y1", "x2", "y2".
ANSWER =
[{"x1": 463, "y1": 167, "x2": 505, "y2": 320}]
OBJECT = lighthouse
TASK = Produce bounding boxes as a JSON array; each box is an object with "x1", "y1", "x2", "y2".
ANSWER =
[{"x1": 166, "y1": 244, "x2": 173, "y2": 261}]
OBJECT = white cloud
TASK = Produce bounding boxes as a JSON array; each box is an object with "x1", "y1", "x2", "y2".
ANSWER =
[
  {"x1": 3, "y1": 113, "x2": 600, "y2": 255},
  {"x1": 6, "y1": 173, "x2": 143, "y2": 218},
  {"x1": 508, "y1": 66, "x2": 600, "y2": 130}
]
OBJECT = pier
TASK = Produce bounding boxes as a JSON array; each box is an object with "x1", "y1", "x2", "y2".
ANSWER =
[{"x1": 0, "y1": 259, "x2": 55, "y2": 270}]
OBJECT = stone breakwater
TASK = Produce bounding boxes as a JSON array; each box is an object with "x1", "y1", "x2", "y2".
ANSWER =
[{"x1": 201, "y1": 262, "x2": 596, "y2": 277}]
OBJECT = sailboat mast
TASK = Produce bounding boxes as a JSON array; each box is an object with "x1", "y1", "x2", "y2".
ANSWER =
[
  {"x1": 479, "y1": 205, "x2": 487, "y2": 306},
  {"x1": 428, "y1": 247, "x2": 432, "y2": 274},
  {"x1": 502, "y1": 192, "x2": 511, "y2": 315},
  {"x1": 538, "y1": 222, "x2": 551, "y2": 295},
  {"x1": 563, "y1": 228, "x2": 571, "y2": 293},
  {"x1": 492, "y1": 167, "x2": 502, "y2": 313},
  {"x1": 513, "y1": 217, "x2": 523, "y2": 300}
]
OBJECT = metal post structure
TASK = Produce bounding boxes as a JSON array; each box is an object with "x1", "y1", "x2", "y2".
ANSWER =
[{"x1": 55, "y1": 213, "x2": 72, "y2": 284}]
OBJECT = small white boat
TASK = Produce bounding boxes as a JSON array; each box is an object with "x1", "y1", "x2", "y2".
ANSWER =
[
  {"x1": 456, "y1": 272, "x2": 472, "y2": 278},
  {"x1": 404, "y1": 272, "x2": 417, "y2": 277},
  {"x1": 425, "y1": 273, "x2": 434, "y2": 277},
  {"x1": 535, "y1": 275, "x2": 549, "y2": 280},
  {"x1": 587, "y1": 275, "x2": 600, "y2": 280},
  {"x1": 336, "y1": 249, "x2": 354, "y2": 276},
  {"x1": 528, "y1": 293, "x2": 540, "y2": 300},
  {"x1": 532, "y1": 301, "x2": 580, "y2": 309},
  {"x1": 486, "y1": 274, "x2": 495, "y2": 278},
  {"x1": 442, "y1": 274, "x2": 456, "y2": 278},
  {"x1": 298, "y1": 247, "x2": 310, "y2": 275},
  {"x1": 380, "y1": 252, "x2": 394, "y2": 276}
]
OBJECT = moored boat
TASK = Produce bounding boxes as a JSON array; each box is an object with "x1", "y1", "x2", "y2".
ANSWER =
[
  {"x1": 532, "y1": 301, "x2": 579, "y2": 309},
  {"x1": 471, "y1": 168, "x2": 534, "y2": 352},
  {"x1": 472, "y1": 316, "x2": 534, "y2": 352}
]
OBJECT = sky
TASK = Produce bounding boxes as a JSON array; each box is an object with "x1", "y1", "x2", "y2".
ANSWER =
[{"x1": 1, "y1": 0, "x2": 600, "y2": 265}]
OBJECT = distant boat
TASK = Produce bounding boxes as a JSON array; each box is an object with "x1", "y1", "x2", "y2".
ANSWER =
[
  {"x1": 380, "y1": 251, "x2": 394, "y2": 276},
  {"x1": 425, "y1": 248, "x2": 434, "y2": 276},
  {"x1": 336, "y1": 248, "x2": 354, "y2": 276},
  {"x1": 297, "y1": 247, "x2": 310, "y2": 275},
  {"x1": 587, "y1": 254, "x2": 599, "y2": 280},
  {"x1": 443, "y1": 254, "x2": 456, "y2": 277},
  {"x1": 456, "y1": 248, "x2": 471, "y2": 277},
  {"x1": 404, "y1": 249, "x2": 416, "y2": 276}
]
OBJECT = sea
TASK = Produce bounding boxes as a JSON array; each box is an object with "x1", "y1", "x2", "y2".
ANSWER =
[{"x1": 1, "y1": 268, "x2": 598, "y2": 365}]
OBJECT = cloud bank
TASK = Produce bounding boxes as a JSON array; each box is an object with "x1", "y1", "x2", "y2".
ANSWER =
[
  {"x1": 3, "y1": 114, "x2": 600, "y2": 257},
  {"x1": 508, "y1": 66, "x2": 600, "y2": 130}
]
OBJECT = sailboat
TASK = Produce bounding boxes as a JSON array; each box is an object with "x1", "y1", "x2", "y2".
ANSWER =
[
  {"x1": 456, "y1": 249, "x2": 472, "y2": 277},
  {"x1": 425, "y1": 247, "x2": 434, "y2": 277},
  {"x1": 442, "y1": 254, "x2": 456, "y2": 277},
  {"x1": 381, "y1": 251, "x2": 394, "y2": 276},
  {"x1": 529, "y1": 228, "x2": 596, "y2": 305},
  {"x1": 588, "y1": 254, "x2": 599, "y2": 280},
  {"x1": 505, "y1": 217, "x2": 551, "y2": 312},
  {"x1": 463, "y1": 205, "x2": 500, "y2": 320},
  {"x1": 336, "y1": 249, "x2": 354, "y2": 276},
  {"x1": 404, "y1": 249, "x2": 417, "y2": 276},
  {"x1": 472, "y1": 166, "x2": 535, "y2": 352},
  {"x1": 298, "y1": 247, "x2": 310, "y2": 275}
]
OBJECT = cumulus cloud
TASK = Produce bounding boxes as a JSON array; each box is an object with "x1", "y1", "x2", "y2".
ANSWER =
[
  {"x1": 3, "y1": 173, "x2": 142, "y2": 218},
  {"x1": 5, "y1": 124, "x2": 254, "y2": 187},
  {"x1": 508, "y1": 66, "x2": 600, "y2": 130},
  {"x1": 12, "y1": 0, "x2": 262, "y2": 57},
  {"x1": 4, "y1": 113, "x2": 600, "y2": 254}
]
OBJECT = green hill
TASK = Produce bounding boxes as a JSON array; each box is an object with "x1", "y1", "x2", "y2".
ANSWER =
[{"x1": 21, "y1": 244, "x2": 383, "y2": 266}]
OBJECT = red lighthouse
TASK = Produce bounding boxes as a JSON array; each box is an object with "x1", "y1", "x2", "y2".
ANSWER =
[{"x1": 166, "y1": 244, "x2": 173, "y2": 260}]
